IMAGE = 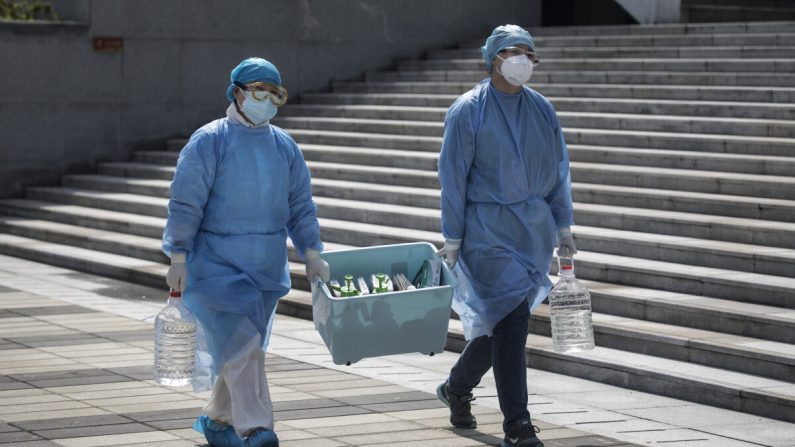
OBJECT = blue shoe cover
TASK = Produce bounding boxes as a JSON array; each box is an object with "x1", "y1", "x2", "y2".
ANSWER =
[
  {"x1": 244, "y1": 428, "x2": 279, "y2": 447},
  {"x1": 194, "y1": 415, "x2": 243, "y2": 447}
]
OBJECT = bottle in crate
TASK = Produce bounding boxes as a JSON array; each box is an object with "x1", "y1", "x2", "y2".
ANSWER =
[
  {"x1": 153, "y1": 290, "x2": 197, "y2": 386},
  {"x1": 548, "y1": 257, "x2": 595, "y2": 353}
]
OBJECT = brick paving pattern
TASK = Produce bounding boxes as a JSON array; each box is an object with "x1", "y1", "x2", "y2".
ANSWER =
[{"x1": 0, "y1": 263, "x2": 636, "y2": 446}]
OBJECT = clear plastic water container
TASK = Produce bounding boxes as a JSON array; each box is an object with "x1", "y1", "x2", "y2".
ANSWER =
[
  {"x1": 153, "y1": 290, "x2": 196, "y2": 386},
  {"x1": 548, "y1": 257, "x2": 595, "y2": 353},
  {"x1": 311, "y1": 242, "x2": 457, "y2": 365}
]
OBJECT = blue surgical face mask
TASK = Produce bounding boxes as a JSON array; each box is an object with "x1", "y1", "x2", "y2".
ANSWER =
[{"x1": 239, "y1": 91, "x2": 278, "y2": 124}]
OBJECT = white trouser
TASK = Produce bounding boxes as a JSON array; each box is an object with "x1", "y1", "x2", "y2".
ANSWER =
[{"x1": 203, "y1": 335, "x2": 273, "y2": 437}]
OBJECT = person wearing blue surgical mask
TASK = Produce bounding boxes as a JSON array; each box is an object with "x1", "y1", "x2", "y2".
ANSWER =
[
  {"x1": 435, "y1": 25, "x2": 576, "y2": 447},
  {"x1": 162, "y1": 57, "x2": 329, "y2": 447}
]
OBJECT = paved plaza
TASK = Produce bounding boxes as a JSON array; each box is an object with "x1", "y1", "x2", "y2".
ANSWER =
[{"x1": 0, "y1": 254, "x2": 793, "y2": 446}]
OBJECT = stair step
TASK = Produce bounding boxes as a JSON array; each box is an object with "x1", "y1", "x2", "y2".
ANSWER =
[
  {"x1": 301, "y1": 93, "x2": 795, "y2": 120},
  {"x1": 312, "y1": 178, "x2": 441, "y2": 210},
  {"x1": 367, "y1": 69, "x2": 795, "y2": 87},
  {"x1": 530, "y1": 304, "x2": 795, "y2": 382},
  {"x1": 576, "y1": 202, "x2": 795, "y2": 248},
  {"x1": 0, "y1": 233, "x2": 166, "y2": 288},
  {"x1": 396, "y1": 58, "x2": 795, "y2": 74},
  {"x1": 502, "y1": 328, "x2": 795, "y2": 423},
  {"x1": 429, "y1": 45, "x2": 795, "y2": 60},
  {"x1": 569, "y1": 145, "x2": 795, "y2": 176},
  {"x1": 490, "y1": 30, "x2": 795, "y2": 46},
  {"x1": 26, "y1": 186, "x2": 168, "y2": 217},
  {"x1": 26, "y1": 188, "x2": 795, "y2": 276},
  {"x1": 573, "y1": 225, "x2": 795, "y2": 277},
  {"x1": 0, "y1": 199, "x2": 164, "y2": 239},
  {"x1": 282, "y1": 105, "x2": 795, "y2": 138},
  {"x1": 573, "y1": 183, "x2": 795, "y2": 222},
  {"x1": 62, "y1": 174, "x2": 170, "y2": 197},
  {"x1": 307, "y1": 161, "x2": 438, "y2": 189},
  {"x1": 0, "y1": 216, "x2": 166, "y2": 263},
  {"x1": 571, "y1": 163, "x2": 795, "y2": 200},
  {"x1": 277, "y1": 117, "x2": 795, "y2": 156},
  {"x1": 331, "y1": 81, "x2": 795, "y2": 103},
  {"x1": 524, "y1": 22, "x2": 795, "y2": 37}
]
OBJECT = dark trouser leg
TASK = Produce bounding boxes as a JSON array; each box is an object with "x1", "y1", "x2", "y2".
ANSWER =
[
  {"x1": 492, "y1": 301, "x2": 531, "y2": 432},
  {"x1": 448, "y1": 334, "x2": 493, "y2": 394}
]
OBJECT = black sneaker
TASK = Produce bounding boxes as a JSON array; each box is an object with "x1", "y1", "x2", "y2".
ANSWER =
[
  {"x1": 501, "y1": 420, "x2": 544, "y2": 447},
  {"x1": 436, "y1": 382, "x2": 477, "y2": 429}
]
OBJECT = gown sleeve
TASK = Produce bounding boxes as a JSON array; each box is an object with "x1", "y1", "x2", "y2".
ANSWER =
[
  {"x1": 544, "y1": 110, "x2": 575, "y2": 229},
  {"x1": 438, "y1": 99, "x2": 477, "y2": 241},
  {"x1": 162, "y1": 128, "x2": 219, "y2": 257},
  {"x1": 283, "y1": 134, "x2": 323, "y2": 258}
]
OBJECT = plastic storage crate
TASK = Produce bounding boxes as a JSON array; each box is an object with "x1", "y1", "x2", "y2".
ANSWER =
[{"x1": 311, "y1": 242, "x2": 457, "y2": 365}]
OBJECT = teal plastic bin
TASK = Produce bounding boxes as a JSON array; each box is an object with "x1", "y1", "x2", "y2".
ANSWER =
[{"x1": 311, "y1": 242, "x2": 457, "y2": 365}]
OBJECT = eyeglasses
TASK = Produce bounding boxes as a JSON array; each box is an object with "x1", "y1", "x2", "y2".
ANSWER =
[
  {"x1": 498, "y1": 47, "x2": 540, "y2": 66},
  {"x1": 236, "y1": 81, "x2": 288, "y2": 106}
]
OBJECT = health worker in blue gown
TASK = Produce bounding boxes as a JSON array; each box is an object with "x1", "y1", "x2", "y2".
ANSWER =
[
  {"x1": 162, "y1": 57, "x2": 330, "y2": 447},
  {"x1": 434, "y1": 25, "x2": 577, "y2": 447}
]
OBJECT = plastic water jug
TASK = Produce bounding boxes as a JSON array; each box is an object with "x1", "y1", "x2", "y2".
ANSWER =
[
  {"x1": 153, "y1": 290, "x2": 196, "y2": 386},
  {"x1": 548, "y1": 258, "x2": 595, "y2": 353}
]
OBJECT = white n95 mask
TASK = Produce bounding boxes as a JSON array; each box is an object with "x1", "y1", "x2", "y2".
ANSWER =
[
  {"x1": 496, "y1": 54, "x2": 534, "y2": 86},
  {"x1": 240, "y1": 91, "x2": 278, "y2": 124}
]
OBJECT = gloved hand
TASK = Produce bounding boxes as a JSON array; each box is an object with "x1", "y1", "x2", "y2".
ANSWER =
[
  {"x1": 166, "y1": 252, "x2": 187, "y2": 292},
  {"x1": 305, "y1": 249, "x2": 330, "y2": 282},
  {"x1": 436, "y1": 239, "x2": 461, "y2": 269},
  {"x1": 556, "y1": 227, "x2": 577, "y2": 258}
]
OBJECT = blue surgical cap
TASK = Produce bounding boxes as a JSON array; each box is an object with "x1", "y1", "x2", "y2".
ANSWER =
[
  {"x1": 226, "y1": 57, "x2": 282, "y2": 102},
  {"x1": 481, "y1": 24, "x2": 535, "y2": 72}
]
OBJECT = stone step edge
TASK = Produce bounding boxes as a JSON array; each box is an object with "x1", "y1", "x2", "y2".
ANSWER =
[
  {"x1": 61, "y1": 175, "x2": 795, "y2": 218},
  {"x1": 3, "y1": 212, "x2": 795, "y2": 327},
  {"x1": 6, "y1": 193, "x2": 795, "y2": 258},
  {"x1": 6, "y1": 199, "x2": 793, "y2": 282},
  {"x1": 282, "y1": 104, "x2": 795, "y2": 128},
  {"x1": 6, "y1": 200, "x2": 795, "y2": 282}
]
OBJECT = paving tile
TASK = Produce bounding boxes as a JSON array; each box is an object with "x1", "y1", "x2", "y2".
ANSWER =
[
  {"x1": 275, "y1": 405, "x2": 373, "y2": 422},
  {"x1": 282, "y1": 412, "x2": 399, "y2": 429},
  {"x1": 0, "y1": 400, "x2": 90, "y2": 415},
  {"x1": 272, "y1": 397, "x2": 346, "y2": 412},
  {"x1": 306, "y1": 419, "x2": 426, "y2": 437},
  {"x1": 360, "y1": 398, "x2": 448, "y2": 413},
  {"x1": 120, "y1": 408, "x2": 201, "y2": 423},
  {"x1": 13, "y1": 414, "x2": 133, "y2": 431},
  {"x1": 51, "y1": 431, "x2": 180, "y2": 447},
  {"x1": 11, "y1": 306, "x2": 96, "y2": 317},
  {"x1": 1, "y1": 408, "x2": 111, "y2": 423},
  {"x1": 0, "y1": 441, "x2": 61, "y2": 447},
  {"x1": 33, "y1": 423, "x2": 154, "y2": 440},
  {"x1": 143, "y1": 418, "x2": 197, "y2": 431},
  {"x1": 0, "y1": 430, "x2": 45, "y2": 444},
  {"x1": 345, "y1": 427, "x2": 477, "y2": 445},
  {"x1": 333, "y1": 390, "x2": 437, "y2": 406}
]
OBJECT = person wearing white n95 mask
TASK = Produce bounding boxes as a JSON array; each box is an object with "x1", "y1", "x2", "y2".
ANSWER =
[
  {"x1": 162, "y1": 57, "x2": 327, "y2": 447},
  {"x1": 435, "y1": 25, "x2": 575, "y2": 447}
]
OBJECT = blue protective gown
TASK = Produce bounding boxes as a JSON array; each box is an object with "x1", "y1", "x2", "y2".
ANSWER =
[
  {"x1": 438, "y1": 79, "x2": 574, "y2": 340},
  {"x1": 162, "y1": 117, "x2": 322, "y2": 390}
]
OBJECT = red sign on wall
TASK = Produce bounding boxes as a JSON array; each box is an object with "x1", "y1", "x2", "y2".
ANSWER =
[{"x1": 93, "y1": 37, "x2": 123, "y2": 52}]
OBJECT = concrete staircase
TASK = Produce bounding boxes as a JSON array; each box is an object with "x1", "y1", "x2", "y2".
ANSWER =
[
  {"x1": 682, "y1": 0, "x2": 795, "y2": 23},
  {"x1": 2, "y1": 20, "x2": 795, "y2": 422}
]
